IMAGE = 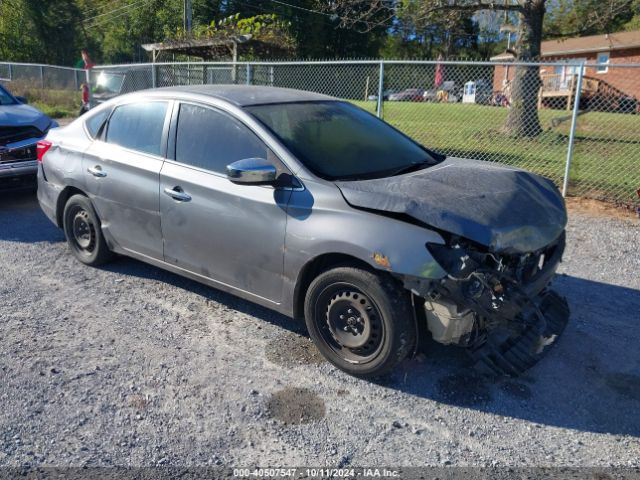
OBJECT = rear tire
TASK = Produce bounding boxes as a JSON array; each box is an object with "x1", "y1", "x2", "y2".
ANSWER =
[
  {"x1": 62, "y1": 194, "x2": 113, "y2": 266},
  {"x1": 304, "y1": 266, "x2": 415, "y2": 378}
]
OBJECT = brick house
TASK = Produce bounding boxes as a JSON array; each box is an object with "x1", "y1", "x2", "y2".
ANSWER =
[{"x1": 491, "y1": 30, "x2": 640, "y2": 110}]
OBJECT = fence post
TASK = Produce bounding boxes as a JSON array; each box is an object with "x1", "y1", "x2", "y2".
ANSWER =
[
  {"x1": 8, "y1": 63, "x2": 12, "y2": 81},
  {"x1": 562, "y1": 62, "x2": 585, "y2": 197},
  {"x1": 85, "y1": 68, "x2": 93, "y2": 109},
  {"x1": 39, "y1": 65, "x2": 45, "y2": 89},
  {"x1": 246, "y1": 64, "x2": 252, "y2": 85},
  {"x1": 151, "y1": 63, "x2": 157, "y2": 88},
  {"x1": 376, "y1": 61, "x2": 385, "y2": 118}
]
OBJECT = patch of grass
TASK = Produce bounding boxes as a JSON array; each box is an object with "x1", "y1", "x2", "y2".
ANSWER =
[
  {"x1": 4, "y1": 80, "x2": 81, "y2": 119},
  {"x1": 351, "y1": 100, "x2": 640, "y2": 205},
  {"x1": 30, "y1": 101, "x2": 78, "y2": 119}
]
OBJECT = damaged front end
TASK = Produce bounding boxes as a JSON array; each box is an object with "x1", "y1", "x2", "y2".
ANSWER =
[{"x1": 405, "y1": 232, "x2": 570, "y2": 376}]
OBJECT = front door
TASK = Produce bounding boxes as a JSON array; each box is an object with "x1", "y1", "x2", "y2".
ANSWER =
[
  {"x1": 159, "y1": 102, "x2": 290, "y2": 303},
  {"x1": 82, "y1": 100, "x2": 169, "y2": 259}
]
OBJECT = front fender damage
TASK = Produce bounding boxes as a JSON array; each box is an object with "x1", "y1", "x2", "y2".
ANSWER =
[{"x1": 403, "y1": 232, "x2": 570, "y2": 377}]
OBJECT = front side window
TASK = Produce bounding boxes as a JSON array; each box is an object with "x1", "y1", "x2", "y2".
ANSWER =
[
  {"x1": 175, "y1": 103, "x2": 267, "y2": 174},
  {"x1": 597, "y1": 52, "x2": 610, "y2": 73},
  {"x1": 106, "y1": 101, "x2": 168, "y2": 156},
  {"x1": 247, "y1": 101, "x2": 439, "y2": 180}
]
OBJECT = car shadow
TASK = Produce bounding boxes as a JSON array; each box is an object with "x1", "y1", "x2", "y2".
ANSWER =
[
  {"x1": 388, "y1": 274, "x2": 640, "y2": 437},
  {"x1": 105, "y1": 253, "x2": 640, "y2": 437},
  {"x1": 0, "y1": 190, "x2": 65, "y2": 243}
]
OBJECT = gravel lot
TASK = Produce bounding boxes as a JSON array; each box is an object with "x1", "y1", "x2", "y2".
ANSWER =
[{"x1": 0, "y1": 190, "x2": 639, "y2": 470}]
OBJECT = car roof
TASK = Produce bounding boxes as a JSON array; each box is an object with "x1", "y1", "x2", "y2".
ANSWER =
[{"x1": 149, "y1": 85, "x2": 336, "y2": 107}]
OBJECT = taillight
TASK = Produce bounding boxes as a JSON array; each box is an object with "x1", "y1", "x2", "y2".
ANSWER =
[{"x1": 36, "y1": 140, "x2": 52, "y2": 162}]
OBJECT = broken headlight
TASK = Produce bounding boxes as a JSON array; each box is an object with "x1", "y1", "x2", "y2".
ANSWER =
[{"x1": 426, "y1": 242, "x2": 479, "y2": 279}]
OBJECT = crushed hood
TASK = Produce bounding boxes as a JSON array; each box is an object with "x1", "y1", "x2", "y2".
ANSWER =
[
  {"x1": 336, "y1": 157, "x2": 567, "y2": 254},
  {"x1": 0, "y1": 103, "x2": 52, "y2": 132}
]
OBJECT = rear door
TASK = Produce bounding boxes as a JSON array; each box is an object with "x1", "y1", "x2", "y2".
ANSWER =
[
  {"x1": 82, "y1": 100, "x2": 170, "y2": 259},
  {"x1": 159, "y1": 102, "x2": 290, "y2": 303}
]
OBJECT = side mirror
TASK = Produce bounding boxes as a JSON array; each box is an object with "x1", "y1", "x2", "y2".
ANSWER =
[
  {"x1": 15, "y1": 96, "x2": 28, "y2": 104},
  {"x1": 227, "y1": 158, "x2": 277, "y2": 185}
]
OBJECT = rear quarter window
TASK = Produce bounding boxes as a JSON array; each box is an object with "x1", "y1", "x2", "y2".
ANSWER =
[{"x1": 85, "y1": 108, "x2": 111, "y2": 139}]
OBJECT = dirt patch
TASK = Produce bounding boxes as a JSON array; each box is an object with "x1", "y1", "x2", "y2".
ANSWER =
[
  {"x1": 267, "y1": 387, "x2": 326, "y2": 425},
  {"x1": 265, "y1": 331, "x2": 326, "y2": 367},
  {"x1": 436, "y1": 372, "x2": 492, "y2": 407},
  {"x1": 565, "y1": 197, "x2": 638, "y2": 222},
  {"x1": 605, "y1": 372, "x2": 640, "y2": 402},
  {"x1": 128, "y1": 394, "x2": 149, "y2": 411}
]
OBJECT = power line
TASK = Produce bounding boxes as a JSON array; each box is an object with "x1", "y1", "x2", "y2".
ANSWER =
[
  {"x1": 267, "y1": 0, "x2": 337, "y2": 19},
  {"x1": 83, "y1": 0, "x2": 151, "y2": 24},
  {"x1": 85, "y1": 0, "x2": 153, "y2": 28},
  {"x1": 234, "y1": 0, "x2": 340, "y2": 29},
  {"x1": 265, "y1": 0, "x2": 379, "y2": 28},
  {"x1": 80, "y1": 0, "x2": 128, "y2": 18}
]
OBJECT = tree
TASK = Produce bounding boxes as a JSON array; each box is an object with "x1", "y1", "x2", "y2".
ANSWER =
[
  {"x1": 0, "y1": 0, "x2": 82, "y2": 65},
  {"x1": 223, "y1": 0, "x2": 387, "y2": 58},
  {"x1": 544, "y1": 0, "x2": 637, "y2": 38},
  {"x1": 381, "y1": 1, "x2": 481, "y2": 59},
  {"x1": 324, "y1": 0, "x2": 551, "y2": 137},
  {"x1": 326, "y1": 0, "x2": 636, "y2": 136}
]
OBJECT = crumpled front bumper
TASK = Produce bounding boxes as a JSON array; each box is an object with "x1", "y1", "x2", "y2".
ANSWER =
[
  {"x1": 406, "y1": 232, "x2": 570, "y2": 376},
  {"x1": 0, "y1": 136, "x2": 41, "y2": 187},
  {"x1": 468, "y1": 289, "x2": 570, "y2": 376}
]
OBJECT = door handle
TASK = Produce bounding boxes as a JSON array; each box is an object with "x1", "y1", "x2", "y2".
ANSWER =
[
  {"x1": 87, "y1": 166, "x2": 107, "y2": 177},
  {"x1": 164, "y1": 187, "x2": 192, "y2": 202}
]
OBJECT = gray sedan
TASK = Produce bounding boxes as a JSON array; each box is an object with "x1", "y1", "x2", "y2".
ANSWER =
[{"x1": 37, "y1": 85, "x2": 569, "y2": 378}]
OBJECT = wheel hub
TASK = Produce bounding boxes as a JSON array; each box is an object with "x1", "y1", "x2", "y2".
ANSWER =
[
  {"x1": 72, "y1": 210, "x2": 94, "y2": 250},
  {"x1": 326, "y1": 291, "x2": 377, "y2": 349}
]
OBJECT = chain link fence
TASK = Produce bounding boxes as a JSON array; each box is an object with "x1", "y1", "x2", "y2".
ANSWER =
[
  {"x1": 88, "y1": 60, "x2": 640, "y2": 207},
  {"x1": 0, "y1": 62, "x2": 85, "y2": 90}
]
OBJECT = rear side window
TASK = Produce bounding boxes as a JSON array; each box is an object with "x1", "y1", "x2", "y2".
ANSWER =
[
  {"x1": 175, "y1": 103, "x2": 266, "y2": 174},
  {"x1": 106, "y1": 101, "x2": 168, "y2": 156},
  {"x1": 85, "y1": 108, "x2": 110, "y2": 139}
]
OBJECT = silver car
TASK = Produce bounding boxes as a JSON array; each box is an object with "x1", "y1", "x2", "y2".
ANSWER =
[{"x1": 37, "y1": 85, "x2": 569, "y2": 378}]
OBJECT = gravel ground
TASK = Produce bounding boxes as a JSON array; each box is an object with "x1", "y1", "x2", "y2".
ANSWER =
[{"x1": 0, "y1": 190, "x2": 639, "y2": 470}]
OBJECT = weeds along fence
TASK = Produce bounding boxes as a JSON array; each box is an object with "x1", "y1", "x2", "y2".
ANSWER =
[
  {"x1": 0, "y1": 62, "x2": 85, "y2": 90},
  {"x1": 85, "y1": 60, "x2": 640, "y2": 207}
]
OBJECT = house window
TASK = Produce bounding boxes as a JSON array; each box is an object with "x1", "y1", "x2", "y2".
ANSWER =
[{"x1": 597, "y1": 52, "x2": 610, "y2": 73}]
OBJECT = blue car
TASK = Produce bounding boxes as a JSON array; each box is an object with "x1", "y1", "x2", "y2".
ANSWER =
[{"x1": 0, "y1": 83, "x2": 58, "y2": 189}]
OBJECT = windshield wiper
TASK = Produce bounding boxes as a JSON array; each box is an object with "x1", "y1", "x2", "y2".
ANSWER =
[
  {"x1": 389, "y1": 160, "x2": 434, "y2": 177},
  {"x1": 332, "y1": 158, "x2": 439, "y2": 182}
]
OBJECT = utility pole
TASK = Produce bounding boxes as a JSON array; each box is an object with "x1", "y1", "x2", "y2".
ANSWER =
[{"x1": 184, "y1": 0, "x2": 192, "y2": 35}]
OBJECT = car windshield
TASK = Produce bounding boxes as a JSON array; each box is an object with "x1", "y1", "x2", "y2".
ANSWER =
[
  {"x1": 0, "y1": 85, "x2": 17, "y2": 105},
  {"x1": 246, "y1": 101, "x2": 441, "y2": 180}
]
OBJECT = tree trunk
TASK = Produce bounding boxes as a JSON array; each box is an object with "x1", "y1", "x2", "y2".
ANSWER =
[{"x1": 503, "y1": 0, "x2": 545, "y2": 137}]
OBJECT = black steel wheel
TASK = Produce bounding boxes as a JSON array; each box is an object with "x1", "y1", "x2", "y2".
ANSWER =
[
  {"x1": 304, "y1": 266, "x2": 415, "y2": 377},
  {"x1": 70, "y1": 208, "x2": 96, "y2": 253},
  {"x1": 320, "y1": 284, "x2": 386, "y2": 363},
  {"x1": 63, "y1": 194, "x2": 113, "y2": 266}
]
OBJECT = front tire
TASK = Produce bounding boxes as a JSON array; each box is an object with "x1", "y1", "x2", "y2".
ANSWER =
[
  {"x1": 62, "y1": 194, "x2": 113, "y2": 266},
  {"x1": 304, "y1": 266, "x2": 415, "y2": 378}
]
